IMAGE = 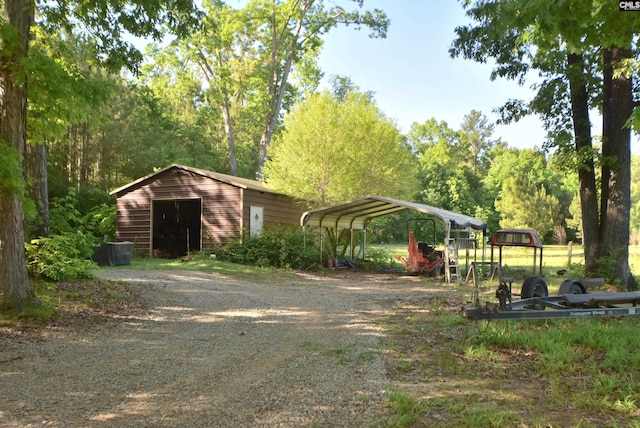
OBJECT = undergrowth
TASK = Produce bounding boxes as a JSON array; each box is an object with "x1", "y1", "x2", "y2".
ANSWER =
[{"x1": 382, "y1": 293, "x2": 640, "y2": 427}]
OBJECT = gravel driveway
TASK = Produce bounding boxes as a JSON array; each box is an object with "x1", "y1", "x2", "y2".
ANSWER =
[{"x1": 1, "y1": 269, "x2": 432, "y2": 427}]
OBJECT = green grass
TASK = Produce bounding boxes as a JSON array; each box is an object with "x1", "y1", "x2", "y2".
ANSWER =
[
  {"x1": 0, "y1": 300, "x2": 57, "y2": 327},
  {"x1": 383, "y1": 287, "x2": 640, "y2": 427},
  {"x1": 6, "y1": 242, "x2": 640, "y2": 426},
  {"x1": 100, "y1": 251, "x2": 299, "y2": 283},
  {"x1": 379, "y1": 243, "x2": 640, "y2": 426}
]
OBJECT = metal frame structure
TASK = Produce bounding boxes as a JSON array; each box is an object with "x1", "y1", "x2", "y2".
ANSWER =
[
  {"x1": 490, "y1": 229, "x2": 543, "y2": 276},
  {"x1": 300, "y1": 196, "x2": 487, "y2": 282}
]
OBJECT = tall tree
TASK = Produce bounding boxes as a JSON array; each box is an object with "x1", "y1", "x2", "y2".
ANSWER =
[
  {"x1": 264, "y1": 90, "x2": 417, "y2": 206},
  {"x1": 495, "y1": 174, "x2": 561, "y2": 236},
  {"x1": 1, "y1": 0, "x2": 36, "y2": 309},
  {"x1": 451, "y1": 0, "x2": 639, "y2": 288},
  {"x1": 149, "y1": 0, "x2": 388, "y2": 178},
  {"x1": 459, "y1": 109, "x2": 496, "y2": 177},
  {"x1": 408, "y1": 119, "x2": 471, "y2": 212},
  {"x1": 484, "y1": 147, "x2": 570, "y2": 235},
  {"x1": 600, "y1": 39, "x2": 635, "y2": 287},
  {"x1": 631, "y1": 154, "x2": 640, "y2": 244},
  {"x1": 26, "y1": 30, "x2": 115, "y2": 237},
  {"x1": 0, "y1": 0, "x2": 200, "y2": 310},
  {"x1": 251, "y1": 0, "x2": 389, "y2": 179},
  {"x1": 165, "y1": 0, "x2": 254, "y2": 176},
  {"x1": 408, "y1": 117, "x2": 492, "y2": 219}
]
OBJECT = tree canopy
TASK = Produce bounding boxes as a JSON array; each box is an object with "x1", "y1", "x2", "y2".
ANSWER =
[
  {"x1": 1, "y1": 1, "x2": 639, "y2": 309},
  {"x1": 1, "y1": 0, "x2": 201, "y2": 309},
  {"x1": 451, "y1": 0, "x2": 640, "y2": 288},
  {"x1": 264, "y1": 90, "x2": 417, "y2": 207}
]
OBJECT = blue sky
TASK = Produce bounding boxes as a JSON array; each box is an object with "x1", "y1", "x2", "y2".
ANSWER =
[{"x1": 316, "y1": 1, "x2": 639, "y2": 152}]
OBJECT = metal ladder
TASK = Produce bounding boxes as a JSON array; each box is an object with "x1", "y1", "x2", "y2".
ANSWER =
[{"x1": 446, "y1": 239, "x2": 461, "y2": 282}]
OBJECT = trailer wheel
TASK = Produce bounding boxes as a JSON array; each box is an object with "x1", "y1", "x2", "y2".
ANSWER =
[
  {"x1": 521, "y1": 276, "x2": 549, "y2": 299},
  {"x1": 558, "y1": 280, "x2": 586, "y2": 295}
]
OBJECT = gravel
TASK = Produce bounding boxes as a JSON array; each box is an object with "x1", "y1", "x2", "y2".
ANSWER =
[{"x1": 0, "y1": 269, "x2": 432, "y2": 427}]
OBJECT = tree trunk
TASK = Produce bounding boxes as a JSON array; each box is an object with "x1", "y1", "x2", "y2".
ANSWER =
[
  {"x1": 194, "y1": 47, "x2": 238, "y2": 177},
  {"x1": 80, "y1": 121, "x2": 90, "y2": 184},
  {"x1": 567, "y1": 53, "x2": 600, "y2": 274},
  {"x1": 220, "y1": 101, "x2": 238, "y2": 176},
  {"x1": 255, "y1": 28, "x2": 298, "y2": 180},
  {"x1": 256, "y1": 1, "x2": 310, "y2": 180},
  {"x1": 0, "y1": 0, "x2": 35, "y2": 309},
  {"x1": 26, "y1": 141, "x2": 50, "y2": 238},
  {"x1": 601, "y1": 45, "x2": 638, "y2": 290}
]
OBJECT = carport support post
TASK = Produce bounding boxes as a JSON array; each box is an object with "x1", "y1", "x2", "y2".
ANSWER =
[
  {"x1": 362, "y1": 227, "x2": 367, "y2": 260},
  {"x1": 444, "y1": 222, "x2": 452, "y2": 283},
  {"x1": 319, "y1": 227, "x2": 324, "y2": 263},
  {"x1": 482, "y1": 230, "x2": 487, "y2": 264},
  {"x1": 349, "y1": 228, "x2": 354, "y2": 259},
  {"x1": 361, "y1": 220, "x2": 370, "y2": 261}
]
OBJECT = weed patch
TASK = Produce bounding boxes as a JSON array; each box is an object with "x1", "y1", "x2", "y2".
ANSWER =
[
  {"x1": 382, "y1": 291, "x2": 640, "y2": 427},
  {"x1": 0, "y1": 279, "x2": 146, "y2": 330}
]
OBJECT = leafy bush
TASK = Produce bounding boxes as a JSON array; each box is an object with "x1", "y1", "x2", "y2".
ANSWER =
[
  {"x1": 593, "y1": 250, "x2": 625, "y2": 288},
  {"x1": 360, "y1": 247, "x2": 398, "y2": 271},
  {"x1": 76, "y1": 187, "x2": 114, "y2": 215},
  {"x1": 25, "y1": 187, "x2": 117, "y2": 281},
  {"x1": 49, "y1": 189, "x2": 84, "y2": 234},
  {"x1": 84, "y1": 203, "x2": 117, "y2": 242},
  {"x1": 564, "y1": 263, "x2": 586, "y2": 280},
  {"x1": 216, "y1": 227, "x2": 318, "y2": 270},
  {"x1": 26, "y1": 232, "x2": 98, "y2": 281},
  {"x1": 50, "y1": 187, "x2": 116, "y2": 241}
]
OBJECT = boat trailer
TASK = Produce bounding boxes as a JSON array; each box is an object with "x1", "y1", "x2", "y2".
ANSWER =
[
  {"x1": 464, "y1": 261, "x2": 640, "y2": 321},
  {"x1": 462, "y1": 229, "x2": 640, "y2": 321}
]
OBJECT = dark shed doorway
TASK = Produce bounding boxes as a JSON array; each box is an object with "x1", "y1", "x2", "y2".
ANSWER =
[{"x1": 152, "y1": 199, "x2": 202, "y2": 258}]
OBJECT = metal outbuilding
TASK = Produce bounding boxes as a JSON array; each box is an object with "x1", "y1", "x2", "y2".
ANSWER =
[
  {"x1": 300, "y1": 196, "x2": 487, "y2": 282},
  {"x1": 111, "y1": 164, "x2": 305, "y2": 257}
]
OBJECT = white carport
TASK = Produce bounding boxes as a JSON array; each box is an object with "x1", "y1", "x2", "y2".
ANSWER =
[{"x1": 300, "y1": 196, "x2": 487, "y2": 282}]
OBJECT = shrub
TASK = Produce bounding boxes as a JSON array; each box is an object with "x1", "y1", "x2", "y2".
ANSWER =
[
  {"x1": 216, "y1": 227, "x2": 318, "y2": 270},
  {"x1": 26, "y1": 232, "x2": 98, "y2": 281},
  {"x1": 25, "y1": 187, "x2": 117, "y2": 281},
  {"x1": 50, "y1": 188, "x2": 116, "y2": 241},
  {"x1": 593, "y1": 251, "x2": 623, "y2": 288},
  {"x1": 360, "y1": 247, "x2": 397, "y2": 271},
  {"x1": 49, "y1": 189, "x2": 84, "y2": 234},
  {"x1": 76, "y1": 187, "x2": 114, "y2": 215},
  {"x1": 83, "y1": 203, "x2": 117, "y2": 242}
]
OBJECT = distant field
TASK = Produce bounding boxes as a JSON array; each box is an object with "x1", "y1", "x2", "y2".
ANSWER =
[{"x1": 373, "y1": 242, "x2": 640, "y2": 289}]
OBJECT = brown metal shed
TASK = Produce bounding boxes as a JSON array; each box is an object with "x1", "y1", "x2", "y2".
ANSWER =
[{"x1": 110, "y1": 164, "x2": 305, "y2": 257}]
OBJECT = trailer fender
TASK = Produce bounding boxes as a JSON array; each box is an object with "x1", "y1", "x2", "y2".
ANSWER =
[
  {"x1": 521, "y1": 275, "x2": 549, "y2": 299},
  {"x1": 558, "y1": 280, "x2": 586, "y2": 296},
  {"x1": 580, "y1": 277, "x2": 605, "y2": 290}
]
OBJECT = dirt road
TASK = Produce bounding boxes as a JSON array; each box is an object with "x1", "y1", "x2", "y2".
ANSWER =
[{"x1": 1, "y1": 269, "x2": 433, "y2": 427}]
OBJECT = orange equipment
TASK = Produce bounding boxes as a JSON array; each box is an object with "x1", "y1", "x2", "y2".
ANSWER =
[{"x1": 397, "y1": 231, "x2": 444, "y2": 274}]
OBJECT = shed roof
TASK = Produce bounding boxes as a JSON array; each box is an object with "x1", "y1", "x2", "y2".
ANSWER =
[
  {"x1": 110, "y1": 163, "x2": 280, "y2": 196},
  {"x1": 300, "y1": 196, "x2": 487, "y2": 231}
]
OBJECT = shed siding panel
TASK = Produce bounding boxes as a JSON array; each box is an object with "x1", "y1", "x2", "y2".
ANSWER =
[
  {"x1": 116, "y1": 197, "x2": 151, "y2": 251},
  {"x1": 243, "y1": 190, "x2": 305, "y2": 229}
]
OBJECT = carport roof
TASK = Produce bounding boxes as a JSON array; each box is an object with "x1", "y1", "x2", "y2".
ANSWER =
[{"x1": 300, "y1": 196, "x2": 487, "y2": 231}]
